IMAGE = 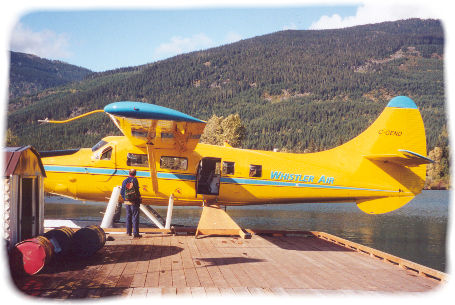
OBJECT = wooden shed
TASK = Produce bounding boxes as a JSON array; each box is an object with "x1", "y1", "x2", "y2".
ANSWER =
[{"x1": 3, "y1": 146, "x2": 46, "y2": 250}]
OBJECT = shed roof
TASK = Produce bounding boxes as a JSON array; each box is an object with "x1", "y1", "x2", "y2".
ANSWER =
[{"x1": 4, "y1": 146, "x2": 46, "y2": 177}]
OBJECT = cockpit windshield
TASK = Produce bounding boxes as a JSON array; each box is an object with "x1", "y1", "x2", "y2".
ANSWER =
[{"x1": 91, "y1": 140, "x2": 108, "y2": 152}]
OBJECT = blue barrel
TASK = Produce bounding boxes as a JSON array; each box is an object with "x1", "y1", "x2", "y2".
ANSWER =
[{"x1": 71, "y1": 225, "x2": 106, "y2": 257}]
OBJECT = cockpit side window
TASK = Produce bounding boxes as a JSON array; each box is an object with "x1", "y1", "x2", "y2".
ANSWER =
[
  {"x1": 100, "y1": 147, "x2": 112, "y2": 160},
  {"x1": 92, "y1": 140, "x2": 108, "y2": 152}
]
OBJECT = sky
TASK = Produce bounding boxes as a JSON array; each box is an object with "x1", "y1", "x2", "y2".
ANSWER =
[{"x1": 4, "y1": 1, "x2": 445, "y2": 72}]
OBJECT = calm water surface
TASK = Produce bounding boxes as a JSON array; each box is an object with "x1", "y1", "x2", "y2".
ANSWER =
[{"x1": 45, "y1": 190, "x2": 450, "y2": 272}]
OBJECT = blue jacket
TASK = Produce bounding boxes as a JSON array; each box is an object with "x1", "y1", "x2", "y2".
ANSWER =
[{"x1": 121, "y1": 176, "x2": 141, "y2": 204}]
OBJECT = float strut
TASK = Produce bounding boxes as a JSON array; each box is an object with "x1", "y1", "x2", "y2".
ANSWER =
[
  {"x1": 165, "y1": 194, "x2": 174, "y2": 229},
  {"x1": 139, "y1": 205, "x2": 165, "y2": 229},
  {"x1": 101, "y1": 186, "x2": 121, "y2": 228}
]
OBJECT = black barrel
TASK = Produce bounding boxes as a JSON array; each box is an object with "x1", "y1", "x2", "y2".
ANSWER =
[
  {"x1": 71, "y1": 225, "x2": 106, "y2": 257},
  {"x1": 43, "y1": 226, "x2": 75, "y2": 256}
]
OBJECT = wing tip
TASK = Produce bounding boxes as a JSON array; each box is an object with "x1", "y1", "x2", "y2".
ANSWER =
[{"x1": 386, "y1": 96, "x2": 418, "y2": 109}]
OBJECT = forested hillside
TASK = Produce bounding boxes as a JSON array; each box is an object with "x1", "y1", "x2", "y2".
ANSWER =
[
  {"x1": 8, "y1": 51, "x2": 92, "y2": 100},
  {"x1": 8, "y1": 19, "x2": 446, "y2": 158}
]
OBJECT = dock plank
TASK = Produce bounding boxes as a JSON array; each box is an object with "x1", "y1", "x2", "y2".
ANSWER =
[
  {"x1": 207, "y1": 241, "x2": 243, "y2": 288},
  {"x1": 297, "y1": 236, "x2": 382, "y2": 290},
  {"x1": 169, "y1": 235, "x2": 187, "y2": 287},
  {"x1": 12, "y1": 232, "x2": 442, "y2": 299},
  {"x1": 178, "y1": 235, "x2": 201, "y2": 287},
  {"x1": 255, "y1": 239, "x2": 324, "y2": 289},
  {"x1": 197, "y1": 237, "x2": 230, "y2": 288},
  {"x1": 292, "y1": 236, "x2": 437, "y2": 292},
  {"x1": 190, "y1": 286, "x2": 206, "y2": 296},
  {"x1": 130, "y1": 272, "x2": 147, "y2": 288},
  {"x1": 214, "y1": 244, "x2": 266, "y2": 288},
  {"x1": 158, "y1": 236, "x2": 173, "y2": 287},
  {"x1": 280, "y1": 236, "x2": 373, "y2": 290},
  {"x1": 176, "y1": 286, "x2": 192, "y2": 296},
  {"x1": 188, "y1": 236, "x2": 215, "y2": 287},
  {"x1": 145, "y1": 236, "x2": 162, "y2": 287},
  {"x1": 131, "y1": 287, "x2": 148, "y2": 296}
]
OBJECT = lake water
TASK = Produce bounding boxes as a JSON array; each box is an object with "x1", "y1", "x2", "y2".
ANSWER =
[{"x1": 45, "y1": 190, "x2": 450, "y2": 272}]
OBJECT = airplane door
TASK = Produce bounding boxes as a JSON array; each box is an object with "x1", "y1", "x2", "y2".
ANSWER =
[
  {"x1": 82, "y1": 144, "x2": 117, "y2": 197},
  {"x1": 94, "y1": 145, "x2": 117, "y2": 180},
  {"x1": 196, "y1": 157, "x2": 221, "y2": 195}
]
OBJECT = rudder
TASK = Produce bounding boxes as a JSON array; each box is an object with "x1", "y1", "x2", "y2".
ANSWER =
[{"x1": 324, "y1": 96, "x2": 430, "y2": 214}]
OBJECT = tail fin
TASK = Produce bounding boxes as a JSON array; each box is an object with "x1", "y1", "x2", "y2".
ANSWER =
[{"x1": 328, "y1": 96, "x2": 431, "y2": 214}]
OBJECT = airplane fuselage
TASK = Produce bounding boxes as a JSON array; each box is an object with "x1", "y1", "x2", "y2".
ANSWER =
[{"x1": 42, "y1": 135, "x2": 414, "y2": 207}]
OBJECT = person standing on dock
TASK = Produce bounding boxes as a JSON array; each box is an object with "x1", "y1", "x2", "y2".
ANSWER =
[{"x1": 121, "y1": 169, "x2": 142, "y2": 238}]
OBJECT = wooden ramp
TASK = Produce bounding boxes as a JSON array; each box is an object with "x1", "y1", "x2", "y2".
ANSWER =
[
  {"x1": 11, "y1": 232, "x2": 444, "y2": 298},
  {"x1": 195, "y1": 205, "x2": 250, "y2": 239}
]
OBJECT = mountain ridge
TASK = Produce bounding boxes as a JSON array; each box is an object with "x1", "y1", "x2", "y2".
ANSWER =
[
  {"x1": 8, "y1": 51, "x2": 92, "y2": 100},
  {"x1": 7, "y1": 18, "x2": 446, "y2": 156}
]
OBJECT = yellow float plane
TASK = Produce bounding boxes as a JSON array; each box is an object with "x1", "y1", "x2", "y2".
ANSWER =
[{"x1": 39, "y1": 96, "x2": 432, "y2": 227}]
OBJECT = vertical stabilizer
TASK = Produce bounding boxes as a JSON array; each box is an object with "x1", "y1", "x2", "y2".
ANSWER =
[{"x1": 324, "y1": 96, "x2": 429, "y2": 213}]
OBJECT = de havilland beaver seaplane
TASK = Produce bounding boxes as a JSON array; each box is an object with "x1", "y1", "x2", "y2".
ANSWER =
[{"x1": 38, "y1": 96, "x2": 433, "y2": 234}]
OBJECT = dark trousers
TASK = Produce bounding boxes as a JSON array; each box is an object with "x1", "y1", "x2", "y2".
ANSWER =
[{"x1": 126, "y1": 203, "x2": 140, "y2": 236}]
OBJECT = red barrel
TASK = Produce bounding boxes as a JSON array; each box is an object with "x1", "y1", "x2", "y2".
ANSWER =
[
  {"x1": 12, "y1": 236, "x2": 54, "y2": 275},
  {"x1": 43, "y1": 226, "x2": 75, "y2": 256},
  {"x1": 71, "y1": 225, "x2": 106, "y2": 257}
]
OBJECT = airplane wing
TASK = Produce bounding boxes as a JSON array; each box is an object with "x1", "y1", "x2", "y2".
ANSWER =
[
  {"x1": 104, "y1": 102, "x2": 206, "y2": 151},
  {"x1": 364, "y1": 149, "x2": 434, "y2": 167}
]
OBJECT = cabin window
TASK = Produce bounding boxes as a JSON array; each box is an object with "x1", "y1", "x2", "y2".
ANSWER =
[
  {"x1": 222, "y1": 161, "x2": 235, "y2": 175},
  {"x1": 161, "y1": 132, "x2": 174, "y2": 139},
  {"x1": 249, "y1": 164, "x2": 262, "y2": 177},
  {"x1": 91, "y1": 140, "x2": 107, "y2": 152},
  {"x1": 100, "y1": 147, "x2": 112, "y2": 160},
  {"x1": 127, "y1": 153, "x2": 149, "y2": 167},
  {"x1": 131, "y1": 128, "x2": 151, "y2": 139},
  {"x1": 160, "y1": 156, "x2": 188, "y2": 171}
]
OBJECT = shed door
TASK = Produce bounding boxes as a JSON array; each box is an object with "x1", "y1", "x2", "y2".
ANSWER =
[{"x1": 20, "y1": 178, "x2": 35, "y2": 241}]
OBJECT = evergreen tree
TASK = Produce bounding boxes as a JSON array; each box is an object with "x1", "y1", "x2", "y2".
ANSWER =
[
  {"x1": 200, "y1": 115, "x2": 224, "y2": 145},
  {"x1": 200, "y1": 114, "x2": 246, "y2": 147},
  {"x1": 6, "y1": 129, "x2": 19, "y2": 146},
  {"x1": 221, "y1": 114, "x2": 246, "y2": 147}
]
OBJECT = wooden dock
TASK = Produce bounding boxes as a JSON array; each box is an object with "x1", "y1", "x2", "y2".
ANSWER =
[{"x1": 11, "y1": 230, "x2": 444, "y2": 298}]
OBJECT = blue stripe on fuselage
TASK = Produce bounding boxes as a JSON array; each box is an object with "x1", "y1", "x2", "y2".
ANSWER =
[
  {"x1": 44, "y1": 165, "x2": 397, "y2": 193},
  {"x1": 220, "y1": 177, "x2": 395, "y2": 192},
  {"x1": 43, "y1": 165, "x2": 196, "y2": 180}
]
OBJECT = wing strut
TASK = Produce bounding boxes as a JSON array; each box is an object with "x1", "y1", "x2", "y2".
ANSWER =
[{"x1": 146, "y1": 144, "x2": 159, "y2": 194}]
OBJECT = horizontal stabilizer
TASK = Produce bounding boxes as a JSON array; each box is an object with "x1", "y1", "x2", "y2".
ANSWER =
[
  {"x1": 364, "y1": 149, "x2": 433, "y2": 167},
  {"x1": 356, "y1": 196, "x2": 414, "y2": 214}
]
